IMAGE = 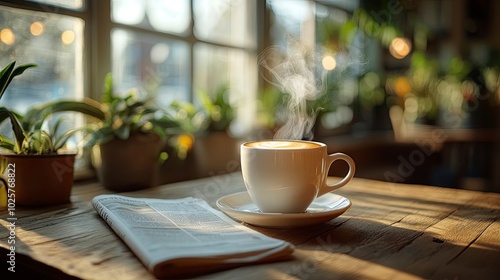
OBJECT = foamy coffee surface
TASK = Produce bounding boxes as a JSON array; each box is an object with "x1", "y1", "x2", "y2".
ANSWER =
[{"x1": 245, "y1": 141, "x2": 320, "y2": 149}]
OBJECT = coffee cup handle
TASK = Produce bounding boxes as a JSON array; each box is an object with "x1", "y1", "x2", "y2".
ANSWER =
[{"x1": 317, "y1": 153, "x2": 355, "y2": 197}]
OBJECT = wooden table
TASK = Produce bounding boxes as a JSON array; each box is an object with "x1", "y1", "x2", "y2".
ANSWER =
[{"x1": 1, "y1": 172, "x2": 500, "y2": 279}]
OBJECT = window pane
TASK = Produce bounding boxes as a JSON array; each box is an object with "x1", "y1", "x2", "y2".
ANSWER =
[
  {"x1": 25, "y1": 0, "x2": 85, "y2": 10},
  {"x1": 194, "y1": 43, "x2": 257, "y2": 136},
  {"x1": 147, "y1": 0, "x2": 190, "y2": 34},
  {"x1": 268, "y1": 0, "x2": 315, "y2": 47},
  {"x1": 111, "y1": 29, "x2": 190, "y2": 108},
  {"x1": 112, "y1": 0, "x2": 190, "y2": 35},
  {"x1": 111, "y1": 0, "x2": 146, "y2": 26},
  {"x1": 0, "y1": 6, "x2": 84, "y2": 113},
  {"x1": 193, "y1": 0, "x2": 256, "y2": 48}
]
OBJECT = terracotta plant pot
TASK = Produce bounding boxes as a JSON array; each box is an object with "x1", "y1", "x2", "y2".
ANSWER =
[
  {"x1": 1, "y1": 154, "x2": 76, "y2": 206},
  {"x1": 93, "y1": 133, "x2": 163, "y2": 192},
  {"x1": 193, "y1": 131, "x2": 242, "y2": 178}
]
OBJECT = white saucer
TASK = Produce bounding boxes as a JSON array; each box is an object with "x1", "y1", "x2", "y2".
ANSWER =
[{"x1": 216, "y1": 192, "x2": 351, "y2": 228}]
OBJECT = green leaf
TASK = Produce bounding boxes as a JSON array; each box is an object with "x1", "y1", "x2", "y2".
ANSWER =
[
  {"x1": 22, "y1": 130, "x2": 55, "y2": 155},
  {"x1": 54, "y1": 128, "x2": 80, "y2": 151},
  {"x1": 0, "y1": 107, "x2": 10, "y2": 124},
  {"x1": 0, "y1": 61, "x2": 37, "y2": 100},
  {"x1": 24, "y1": 98, "x2": 105, "y2": 130},
  {"x1": 102, "y1": 72, "x2": 114, "y2": 104},
  {"x1": 339, "y1": 20, "x2": 358, "y2": 46},
  {"x1": 0, "y1": 137, "x2": 15, "y2": 152},
  {"x1": 81, "y1": 126, "x2": 108, "y2": 148},
  {"x1": 51, "y1": 117, "x2": 63, "y2": 134},
  {"x1": 197, "y1": 89, "x2": 214, "y2": 114},
  {"x1": 0, "y1": 61, "x2": 15, "y2": 98},
  {"x1": 0, "y1": 107, "x2": 26, "y2": 152}
]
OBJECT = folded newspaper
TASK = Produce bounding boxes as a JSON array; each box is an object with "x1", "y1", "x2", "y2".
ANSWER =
[{"x1": 92, "y1": 194, "x2": 294, "y2": 278}]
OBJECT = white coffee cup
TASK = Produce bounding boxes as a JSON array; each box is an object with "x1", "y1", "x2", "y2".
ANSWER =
[{"x1": 240, "y1": 139, "x2": 355, "y2": 213}]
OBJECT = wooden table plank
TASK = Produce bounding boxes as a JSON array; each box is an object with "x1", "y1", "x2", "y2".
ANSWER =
[{"x1": 431, "y1": 218, "x2": 500, "y2": 279}]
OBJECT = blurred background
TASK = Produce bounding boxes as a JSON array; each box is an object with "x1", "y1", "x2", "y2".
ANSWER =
[{"x1": 1, "y1": 0, "x2": 499, "y2": 192}]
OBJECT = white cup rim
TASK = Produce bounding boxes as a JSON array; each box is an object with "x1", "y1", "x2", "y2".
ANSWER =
[{"x1": 241, "y1": 139, "x2": 326, "y2": 150}]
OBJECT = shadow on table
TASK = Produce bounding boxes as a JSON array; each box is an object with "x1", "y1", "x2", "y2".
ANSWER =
[
  {"x1": 0, "y1": 247, "x2": 80, "y2": 279},
  {"x1": 253, "y1": 215, "x2": 499, "y2": 279}
]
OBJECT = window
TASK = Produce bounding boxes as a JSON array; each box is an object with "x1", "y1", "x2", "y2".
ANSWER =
[
  {"x1": 110, "y1": 0, "x2": 258, "y2": 135},
  {"x1": 110, "y1": 29, "x2": 191, "y2": 107},
  {"x1": 1, "y1": 0, "x2": 364, "y2": 154},
  {"x1": 0, "y1": 4, "x2": 84, "y2": 113},
  {"x1": 0, "y1": 0, "x2": 259, "y2": 161},
  {"x1": 193, "y1": 0, "x2": 257, "y2": 48},
  {"x1": 0, "y1": 1, "x2": 87, "y2": 163}
]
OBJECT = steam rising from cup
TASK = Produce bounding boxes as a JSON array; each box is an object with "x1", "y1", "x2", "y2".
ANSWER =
[{"x1": 258, "y1": 38, "x2": 327, "y2": 140}]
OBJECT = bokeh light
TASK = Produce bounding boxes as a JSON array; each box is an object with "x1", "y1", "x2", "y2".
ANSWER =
[
  {"x1": 389, "y1": 37, "x2": 411, "y2": 59},
  {"x1": 30, "y1": 21, "x2": 45, "y2": 36},
  {"x1": 61, "y1": 30, "x2": 75, "y2": 45},
  {"x1": 394, "y1": 76, "x2": 411, "y2": 97},
  {"x1": 322, "y1": 55, "x2": 336, "y2": 71},
  {"x1": 1, "y1": 28, "x2": 15, "y2": 45}
]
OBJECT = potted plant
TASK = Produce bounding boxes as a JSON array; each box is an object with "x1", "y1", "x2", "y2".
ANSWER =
[
  {"x1": 86, "y1": 73, "x2": 180, "y2": 191},
  {"x1": 190, "y1": 84, "x2": 241, "y2": 177},
  {"x1": 196, "y1": 83, "x2": 235, "y2": 133},
  {"x1": 0, "y1": 61, "x2": 105, "y2": 206},
  {"x1": 161, "y1": 99, "x2": 205, "y2": 182}
]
